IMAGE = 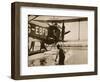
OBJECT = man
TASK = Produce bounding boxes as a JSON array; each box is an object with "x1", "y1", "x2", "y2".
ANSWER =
[{"x1": 55, "y1": 44, "x2": 65, "y2": 65}]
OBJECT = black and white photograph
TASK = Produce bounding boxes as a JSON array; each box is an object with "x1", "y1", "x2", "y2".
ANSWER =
[
  {"x1": 11, "y1": 2, "x2": 97, "y2": 79},
  {"x1": 28, "y1": 15, "x2": 88, "y2": 67}
]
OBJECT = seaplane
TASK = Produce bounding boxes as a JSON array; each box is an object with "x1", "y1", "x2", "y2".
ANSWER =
[{"x1": 28, "y1": 15, "x2": 87, "y2": 56}]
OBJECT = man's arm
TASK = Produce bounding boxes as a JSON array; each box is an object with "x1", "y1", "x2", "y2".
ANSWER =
[{"x1": 55, "y1": 50, "x2": 59, "y2": 62}]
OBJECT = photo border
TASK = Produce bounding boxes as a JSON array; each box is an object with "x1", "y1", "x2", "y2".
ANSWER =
[{"x1": 11, "y1": 2, "x2": 98, "y2": 80}]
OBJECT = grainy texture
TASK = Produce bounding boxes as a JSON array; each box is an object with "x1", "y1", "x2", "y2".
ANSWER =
[{"x1": 11, "y1": 2, "x2": 97, "y2": 80}]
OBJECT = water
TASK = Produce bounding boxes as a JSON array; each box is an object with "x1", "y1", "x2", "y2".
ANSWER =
[
  {"x1": 65, "y1": 48, "x2": 87, "y2": 65},
  {"x1": 28, "y1": 47, "x2": 88, "y2": 67}
]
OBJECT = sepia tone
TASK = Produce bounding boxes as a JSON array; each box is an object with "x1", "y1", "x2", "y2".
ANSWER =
[
  {"x1": 11, "y1": 2, "x2": 97, "y2": 79},
  {"x1": 28, "y1": 15, "x2": 88, "y2": 67}
]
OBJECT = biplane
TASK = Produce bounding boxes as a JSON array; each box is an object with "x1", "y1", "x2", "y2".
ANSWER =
[{"x1": 28, "y1": 15, "x2": 87, "y2": 56}]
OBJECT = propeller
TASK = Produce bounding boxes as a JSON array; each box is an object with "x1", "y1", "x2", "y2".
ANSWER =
[{"x1": 61, "y1": 20, "x2": 65, "y2": 41}]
